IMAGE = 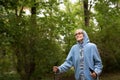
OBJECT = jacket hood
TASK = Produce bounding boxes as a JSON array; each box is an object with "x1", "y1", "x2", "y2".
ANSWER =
[{"x1": 77, "y1": 29, "x2": 90, "y2": 46}]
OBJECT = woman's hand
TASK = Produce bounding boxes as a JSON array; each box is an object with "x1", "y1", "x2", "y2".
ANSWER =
[
  {"x1": 53, "y1": 66, "x2": 59, "y2": 73},
  {"x1": 90, "y1": 72, "x2": 97, "y2": 79}
]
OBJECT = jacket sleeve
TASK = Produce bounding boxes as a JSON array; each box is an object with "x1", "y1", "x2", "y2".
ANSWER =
[
  {"x1": 58, "y1": 47, "x2": 74, "y2": 73},
  {"x1": 93, "y1": 44, "x2": 103, "y2": 76}
]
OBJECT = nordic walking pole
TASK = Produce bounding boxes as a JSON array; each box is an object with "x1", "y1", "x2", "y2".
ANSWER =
[
  {"x1": 54, "y1": 72, "x2": 57, "y2": 80},
  {"x1": 53, "y1": 66, "x2": 58, "y2": 80}
]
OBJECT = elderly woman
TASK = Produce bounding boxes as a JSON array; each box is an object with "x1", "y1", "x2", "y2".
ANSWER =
[{"x1": 53, "y1": 29, "x2": 103, "y2": 80}]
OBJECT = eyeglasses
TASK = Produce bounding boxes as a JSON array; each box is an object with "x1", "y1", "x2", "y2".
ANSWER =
[{"x1": 74, "y1": 32, "x2": 83, "y2": 36}]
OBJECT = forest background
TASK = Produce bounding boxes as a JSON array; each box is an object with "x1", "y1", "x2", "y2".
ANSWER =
[{"x1": 0, "y1": 0, "x2": 120, "y2": 80}]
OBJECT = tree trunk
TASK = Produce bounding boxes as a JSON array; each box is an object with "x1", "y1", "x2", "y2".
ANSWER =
[
  {"x1": 83, "y1": 0, "x2": 90, "y2": 27},
  {"x1": 15, "y1": 0, "x2": 36, "y2": 80}
]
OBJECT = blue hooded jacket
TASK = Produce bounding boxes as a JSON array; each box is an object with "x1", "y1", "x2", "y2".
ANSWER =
[{"x1": 58, "y1": 30, "x2": 103, "y2": 80}]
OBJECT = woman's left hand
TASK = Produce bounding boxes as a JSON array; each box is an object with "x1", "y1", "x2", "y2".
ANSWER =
[{"x1": 91, "y1": 72, "x2": 97, "y2": 78}]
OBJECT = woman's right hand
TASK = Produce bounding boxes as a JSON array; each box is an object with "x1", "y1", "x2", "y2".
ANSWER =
[{"x1": 53, "y1": 66, "x2": 59, "y2": 73}]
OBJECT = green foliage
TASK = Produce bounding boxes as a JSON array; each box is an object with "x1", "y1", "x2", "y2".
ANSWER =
[
  {"x1": 0, "y1": 74, "x2": 20, "y2": 80},
  {"x1": 0, "y1": 0, "x2": 120, "y2": 80},
  {"x1": 93, "y1": 0, "x2": 120, "y2": 72}
]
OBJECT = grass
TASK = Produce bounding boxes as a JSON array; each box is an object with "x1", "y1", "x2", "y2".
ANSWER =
[
  {"x1": 100, "y1": 72, "x2": 120, "y2": 80},
  {"x1": 62, "y1": 72, "x2": 120, "y2": 80},
  {"x1": 34, "y1": 72, "x2": 120, "y2": 80}
]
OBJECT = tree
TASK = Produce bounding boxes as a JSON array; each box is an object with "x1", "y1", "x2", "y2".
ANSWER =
[
  {"x1": 0, "y1": 0, "x2": 65, "y2": 80},
  {"x1": 93, "y1": 0, "x2": 120, "y2": 72},
  {"x1": 83, "y1": 0, "x2": 90, "y2": 26}
]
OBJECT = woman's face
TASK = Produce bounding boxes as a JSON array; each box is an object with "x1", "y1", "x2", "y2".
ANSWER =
[{"x1": 75, "y1": 29, "x2": 84, "y2": 42}]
